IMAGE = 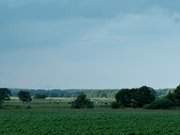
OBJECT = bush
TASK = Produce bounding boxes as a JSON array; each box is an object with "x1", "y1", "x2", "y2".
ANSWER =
[
  {"x1": 86, "y1": 99, "x2": 94, "y2": 108},
  {"x1": 18, "y1": 91, "x2": 32, "y2": 103},
  {"x1": 18, "y1": 91, "x2": 32, "y2": 108},
  {"x1": 72, "y1": 93, "x2": 94, "y2": 109},
  {"x1": 144, "y1": 98, "x2": 175, "y2": 109},
  {"x1": 0, "y1": 88, "x2": 11, "y2": 108},
  {"x1": 167, "y1": 84, "x2": 180, "y2": 106},
  {"x1": 111, "y1": 101, "x2": 120, "y2": 109},
  {"x1": 26, "y1": 106, "x2": 32, "y2": 109},
  {"x1": 166, "y1": 92, "x2": 176, "y2": 103}
]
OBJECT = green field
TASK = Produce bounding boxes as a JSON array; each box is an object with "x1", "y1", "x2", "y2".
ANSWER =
[
  {"x1": 0, "y1": 98, "x2": 180, "y2": 135},
  {"x1": 1, "y1": 109, "x2": 180, "y2": 135}
]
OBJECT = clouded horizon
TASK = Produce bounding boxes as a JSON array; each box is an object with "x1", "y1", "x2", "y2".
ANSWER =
[{"x1": 1, "y1": 0, "x2": 180, "y2": 89}]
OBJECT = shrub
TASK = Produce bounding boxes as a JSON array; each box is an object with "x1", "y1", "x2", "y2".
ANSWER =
[
  {"x1": 86, "y1": 99, "x2": 94, "y2": 108},
  {"x1": 72, "y1": 93, "x2": 94, "y2": 109},
  {"x1": 0, "y1": 88, "x2": 11, "y2": 108},
  {"x1": 18, "y1": 91, "x2": 32, "y2": 103},
  {"x1": 144, "y1": 98, "x2": 175, "y2": 109},
  {"x1": 111, "y1": 101, "x2": 120, "y2": 109},
  {"x1": 166, "y1": 91, "x2": 176, "y2": 103},
  {"x1": 168, "y1": 84, "x2": 180, "y2": 106},
  {"x1": 26, "y1": 106, "x2": 32, "y2": 109},
  {"x1": 164, "y1": 84, "x2": 180, "y2": 106}
]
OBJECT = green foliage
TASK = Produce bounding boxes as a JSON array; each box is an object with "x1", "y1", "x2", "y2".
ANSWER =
[
  {"x1": 18, "y1": 91, "x2": 32, "y2": 103},
  {"x1": 135, "y1": 86, "x2": 156, "y2": 106},
  {"x1": 144, "y1": 98, "x2": 174, "y2": 109},
  {"x1": 111, "y1": 101, "x2": 120, "y2": 109},
  {"x1": 166, "y1": 91, "x2": 176, "y2": 103},
  {"x1": 0, "y1": 88, "x2": 11, "y2": 107},
  {"x1": 173, "y1": 84, "x2": 180, "y2": 105},
  {"x1": 72, "y1": 93, "x2": 94, "y2": 108},
  {"x1": 115, "y1": 86, "x2": 156, "y2": 108},
  {"x1": 86, "y1": 99, "x2": 94, "y2": 108},
  {"x1": 34, "y1": 94, "x2": 48, "y2": 99},
  {"x1": 115, "y1": 89, "x2": 131, "y2": 106},
  {"x1": 10, "y1": 89, "x2": 118, "y2": 98},
  {"x1": 0, "y1": 110, "x2": 180, "y2": 135},
  {"x1": 164, "y1": 84, "x2": 180, "y2": 106}
]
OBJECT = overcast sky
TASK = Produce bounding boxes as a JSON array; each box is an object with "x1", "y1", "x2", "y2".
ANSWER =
[{"x1": 1, "y1": 0, "x2": 180, "y2": 89}]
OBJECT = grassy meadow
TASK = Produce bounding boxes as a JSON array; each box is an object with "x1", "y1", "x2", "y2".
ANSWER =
[{"x1": 0, "y1": 98, "x2": 180, "y2": 135}]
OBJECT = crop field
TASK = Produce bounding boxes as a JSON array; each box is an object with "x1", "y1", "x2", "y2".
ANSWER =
[{"x1": 1, "y1": 99, "x2": 180, "y2": 135}]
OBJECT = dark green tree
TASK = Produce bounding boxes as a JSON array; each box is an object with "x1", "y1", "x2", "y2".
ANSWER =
[
  {"x1": 72, "y1": 93, "x2": 94, "y2": 108},
  {"x1": 114, "y1": 86, "x2": 156, "y2": 108},
  {"x1": 166, "y1": 84, "x2": 180, "y2": 105},
  {"x1": 144, "y1": 98, "x2": 174, "y2": 109},
  {"x1": 0, "y1": 88, "x2": 11, "y2": 108},
  {"x1": 133, "y1": 86, "x2": 156, "y2": 107},
  {"x1": 34, "y1": 93, "x2": 47, "y2": 99},
  {"x1": 166, "y1": 91, "x2": 176, "y2": 103},
  {"x1": 174, "y1": 84, "x2": 180, "y2": 104},
  {"x1": 18, "y1": 91, "x2": 32, "y2": 108},
  {"x1": 115, "y1": 89, "x2": 132, "y2": 107}
]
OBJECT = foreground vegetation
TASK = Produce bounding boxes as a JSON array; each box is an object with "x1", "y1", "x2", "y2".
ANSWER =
[
  {"x1": 1, "y1": 85, "x2": 180, "y2": 135},
  {"x1": 1, "y1": 108, "x2": 180, "y2": 135},
  {"x1": 0, "y1": 97, "x2": 180, "y2": 135}
]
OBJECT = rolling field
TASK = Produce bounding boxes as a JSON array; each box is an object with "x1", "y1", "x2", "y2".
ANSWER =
[{"x1": 1, "y1": 98, "x2": 180, "y2": 135}]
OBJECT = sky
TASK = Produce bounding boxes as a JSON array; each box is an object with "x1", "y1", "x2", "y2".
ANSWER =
[{"x1": 1, "y1": 0, "x2": 180, "y2": 89}]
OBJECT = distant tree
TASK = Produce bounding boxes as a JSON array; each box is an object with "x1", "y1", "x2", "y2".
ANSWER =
[
  {"x1": 72, "y1": 93, "x2": 94, "y2": 108},
  {"x1": 173, "y1": 84, "x2": 180, "y2": 104},
  {"x1": 34, "y1": 93, "x2": 47, "y2": 99},
  {"x1": 114, "y1": 86, "x2": 156, "y2": 108},
  {"x1": 144, "y1": 98, "x2": 174, "y2": 109},
  {"x1": 166, "y1": 84, "x2": 180, "y2": 105},
  {"x1": 101, "y1": 93, "x2": 108, "y2": 98},
  {"x1": 166, "y1": 91, "x2": 176, "y2": 103},
  {"x1": 18, "y1": 91, "x2": 32, "y2": 108},
  {"x1": 115, "y1": 89, "x2": 132, "y2": 107},
  {"x1": 49, "y1": 93, "x2": 59, "y2": 97},
  {"x1": 133, "y1": 86, "x2": 156, "y2": 107},
  {"x1": 0, "y1": 88, "x2": 11, "y2": 108}
]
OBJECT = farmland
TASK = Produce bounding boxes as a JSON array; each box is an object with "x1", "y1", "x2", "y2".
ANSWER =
[{"x1": 1, "y1": 98, "x2": 180, "y2": 135}]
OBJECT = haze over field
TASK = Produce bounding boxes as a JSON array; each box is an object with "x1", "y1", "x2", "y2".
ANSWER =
[{"x1": 1, "y1": 0, "x2": 180, "y2": 89}]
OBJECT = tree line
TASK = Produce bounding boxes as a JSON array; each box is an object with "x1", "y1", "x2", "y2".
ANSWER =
[
  {"x1": 0, "y1": 85, "x2": 180, "y2": 109},
  {"x1": 10, "y1": 88, "x2": 170, "y2": 98},
  {"x1": 10, "y1": 89, "x2": 118, "y2": 98}
]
